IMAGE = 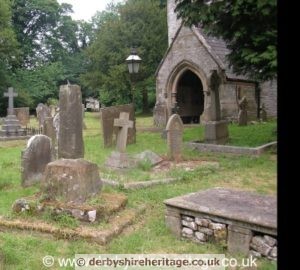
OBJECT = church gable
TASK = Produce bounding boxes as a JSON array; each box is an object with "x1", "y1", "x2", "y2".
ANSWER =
[{"x1": 156, "y1": 25, "x2": 220, "y2": 82}]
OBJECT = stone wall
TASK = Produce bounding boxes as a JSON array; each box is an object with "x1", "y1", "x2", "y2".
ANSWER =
[
  {"x1": 180, "y1": 214, "x2": 277, "y2": 261},
  {"x1": 181, "y1": 215, "x2": 227, "y2": 244},
  {"x1": 221, "y1": 83, "x2": 257, "y2": 121},
  {"x1": 250, "y1": 234, "x2": 277, "y2": 260},
  {"x1": 260, "y1": 80, "x2": 277, "y2": 118}
]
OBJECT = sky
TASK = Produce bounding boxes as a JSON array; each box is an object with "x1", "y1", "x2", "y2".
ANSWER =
[{"x1": 57, "y1": 0, "x2": 124, "y2": 21}]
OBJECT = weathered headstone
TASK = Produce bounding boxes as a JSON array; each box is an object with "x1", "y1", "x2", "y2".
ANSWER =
[
  {"x1": 204, "y1": 70, "x2": 229, "y2": 144},
  {"x1": 53, "y1": 112, "x2": 60, "y2": 141},
  {"x1": 9, "y1": 107, "x2": 30, "y2": 126},
  {"x1": 114, "y1": 112, "x2": 134, "y2": 153},
  {"x1": 105, "y1": 112, "x2": 135, "y2": 169},
  {"x1": 43, "y1": 117, "x2": 56, "y2": 143},
  {"x1": 58, "y1": 84, "x2": 84, "y2": 159},
  {"x1": 42, "y1": 159, "x2": 102, "y2": 203},
  {"x1": 43, "y1": 117, "x2": 57, "y2": 159},
  {"x1": 153, "y1": 94, "x2": 168, "y2": 127},
  {"x1": 21, "y1": 135, "x2": 53, "y2": 187},
  {"x1": 0, "y1": 87, "x2": 25, "y2": 137},
  {"x1": 86, "y1": 97, "x2": 100, "y2": 111},
  {"x1": 166, "y1": 114, "x2": 184, "y2": 161},
  {"x1": 82, "y1": 104, "x2": 87, "y2": 129},
  {"x1": 100, "y1": 104, "x2": 136, "y2": 147},
  {"x1": 49, "y1": 105, "x2": 57, "y2": 117},
  {"x1": 238, "y1": 96, "x2": 248, "y2": 126},
  {"x1": 260, "y1": 103, "x2": 267, "y2": 122},
  {"x1": 36, "y1": 103, "x2": 51, "y2": 128}
]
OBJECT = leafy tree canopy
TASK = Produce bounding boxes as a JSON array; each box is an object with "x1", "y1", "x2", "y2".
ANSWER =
[{"x1": 175, "y1": 0, "x2": 277, "y2": 81}]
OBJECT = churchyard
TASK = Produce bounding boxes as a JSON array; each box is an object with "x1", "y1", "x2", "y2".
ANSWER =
[{"x1": 0, "y1": 109, "x2": 276, "y2": 269}]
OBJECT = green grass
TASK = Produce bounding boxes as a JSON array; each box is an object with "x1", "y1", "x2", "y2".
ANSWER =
[
  {"x1": 0, "y1": 113, "x2": 277, "y2": 269},
  {"x1": 183, "y1": 120, "x2": 277, "y2": 147}
]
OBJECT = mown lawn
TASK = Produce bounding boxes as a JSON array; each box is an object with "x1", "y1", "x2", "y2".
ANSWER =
[{"x1": 0, "y1": 113, "x2": 277, "y2": 270}]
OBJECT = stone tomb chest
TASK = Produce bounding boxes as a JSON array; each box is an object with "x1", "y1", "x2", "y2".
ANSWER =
[{"x1": 164, "y1": 188, "x2": 277, "y2": 260}]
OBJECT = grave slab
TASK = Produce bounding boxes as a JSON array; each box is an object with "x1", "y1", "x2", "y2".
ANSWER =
[{"x1": 164, "y1": 188, "x2": 277, "y2": 257}]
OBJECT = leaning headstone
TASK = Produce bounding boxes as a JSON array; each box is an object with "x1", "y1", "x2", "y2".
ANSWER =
[
  {"x1": 21, "y1": 135, "x2": 53, "y2": 187},
  {"x1": 42, "y1": 159, "x2": 102, "y2": 203},
  {"x1": 238, "y1": 96, "x2": 248, "y2": 126},
  {"x1": 58, "y1": 84, "x2": 84, "y2": 159},
  {"x1": 36, "y1": 103, "x2": 51, "y2": 128},
  {"x1": 166, "y1": 114, "x2": 184, "y2": 161},
  {"x1": 10, "y1": 107, "x2": 30, "y2": 126},
  {"x1": 100, "y1": 104, "x2": 136, "y2": 147}
]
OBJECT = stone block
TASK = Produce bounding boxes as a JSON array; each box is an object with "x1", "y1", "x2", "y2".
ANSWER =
[
  {"x1": 250, "y1": 236, "x2": 272, "y2": 257},
  {"x1": 181, "y1": 220, "x2": 197, "y2": 230},
  {"x1": 41, "y1": 159, "x2": 102, "y2": 203},
  {"x1": 228, "y1": 225, "x2": 252, "y2": 255},
  {"x1": 195, "y1": 218, "x2": 210, "y2": 227},
  {"x1": 204, "y1": 120, "x2": 229, "y2": 144}
]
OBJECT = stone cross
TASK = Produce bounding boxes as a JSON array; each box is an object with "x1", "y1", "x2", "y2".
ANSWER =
[
  {"x1": 4, "y1": 87, "x2": 18, "y2": 115},
  {"x1": 238, "y1": 96, "x2": 248, "y2": 126},
  {"x1": 113, "y1": 112, "x2": 133, "y2": 153},
  {"x1": 209, "y1": 70, "x2": 221, "y2": 121}
]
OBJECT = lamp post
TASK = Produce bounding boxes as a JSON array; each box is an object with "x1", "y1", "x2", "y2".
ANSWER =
[{"x1": 126, "y1": 48, "x2": 141, "y2": 106}]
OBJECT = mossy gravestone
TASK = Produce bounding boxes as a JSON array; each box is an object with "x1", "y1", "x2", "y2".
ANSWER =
[
  {"x1": 41, "y1": 159, "x2": 102, "y2": 203},
  {"x1": 58, "y1": 84, "x2": 84, "y2": 159},
  {"x1": 21, "y1": 135, "x2": 53, "y2": 187}
]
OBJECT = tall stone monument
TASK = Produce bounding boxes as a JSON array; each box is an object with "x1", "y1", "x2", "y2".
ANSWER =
[
  {"x1": 204, "y1": 70, "x2": 229, "y2": 144},
  {"x1": 42, "y1": 84, "x2": 102, "y2": 203},
  {"x1": 0, "y1": 87, "x2": 25, "y2": 137},
  {"x1": 58, "y1": 84, "x2": 84, "y2": 159}
]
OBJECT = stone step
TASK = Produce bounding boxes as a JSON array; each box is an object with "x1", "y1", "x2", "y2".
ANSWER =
[{"x1": 0, "y1": 206, "x2": 145, "y2": 245}]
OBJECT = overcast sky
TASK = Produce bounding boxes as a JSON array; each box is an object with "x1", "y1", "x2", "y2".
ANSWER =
[{"x1": 57, "y1": 0, "x2": 124, "y2": 21}]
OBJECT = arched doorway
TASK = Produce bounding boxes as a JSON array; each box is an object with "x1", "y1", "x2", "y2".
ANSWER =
[{"x1": 176, "y1": 70, "x2": 204, "y2": 124}]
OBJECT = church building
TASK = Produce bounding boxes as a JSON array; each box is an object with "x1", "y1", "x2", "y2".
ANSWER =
[{"x1": 153, "y1": 0, "x2": 277, "y2": 126}]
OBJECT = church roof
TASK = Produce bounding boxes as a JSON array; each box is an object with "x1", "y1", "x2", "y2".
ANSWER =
[
  {"x1": 156, "y1": 24, "x2": 254, "y2": 82},
  {"x1": 193, "y1": 27, "x2": 251, "y2": 81}
]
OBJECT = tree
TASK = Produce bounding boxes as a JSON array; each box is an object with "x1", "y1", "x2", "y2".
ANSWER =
[
  {"x1": 175, "y1": 0, "x2": 277, "y2": 81},
  {"x1": 0, "y1": 0, "x2": 20, "y2": 115},
  {"x1": 81, "y1": 0, "x2": 168, "y2": 112}
]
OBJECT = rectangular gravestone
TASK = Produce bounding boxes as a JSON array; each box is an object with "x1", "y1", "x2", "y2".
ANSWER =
[
  {"x1": 58, "y1": 84, "x2": 84, "y2": 159},
  {"x1": 100, "y1": 104, "x2": 136, "y2": 147},
  {"x1": 8, "y1": 107, "x2": 30, "y2": 126}
]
